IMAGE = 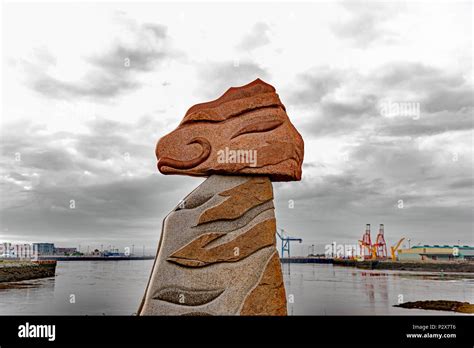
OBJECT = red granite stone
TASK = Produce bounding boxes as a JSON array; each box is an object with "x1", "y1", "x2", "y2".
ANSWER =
[{"x1": 156, "y1": 79, "x2": 304, "y2": 181}]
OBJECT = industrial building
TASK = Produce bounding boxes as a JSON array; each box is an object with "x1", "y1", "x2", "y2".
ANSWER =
[
  {"x1": 397, "y1": 245, "x2": 474, "y2": 261},
  {"x1": 53, "y1": 247, "x2": 77, "y2": 256},
  {"x1": 32, "y1": 243, "x2": 55, "y2": 255}
]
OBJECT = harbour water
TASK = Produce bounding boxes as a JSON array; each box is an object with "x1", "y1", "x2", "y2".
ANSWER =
[{"x1": 0, "y1": 260, "x2": 472, "y2": 315}]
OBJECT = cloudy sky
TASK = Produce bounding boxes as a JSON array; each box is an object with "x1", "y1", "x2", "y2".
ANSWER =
[{"x1": 1, "y1": 1, "x2": 472, "y2": 255}]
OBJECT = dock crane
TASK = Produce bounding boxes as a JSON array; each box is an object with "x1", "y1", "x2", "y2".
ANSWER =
[
  {"x1": 276, "y1": 227, "x2": 302, "y2": 258},
  {"x1": 373, "y1": 224, "x2": 388, "y2": 259},
  {"x1": 358, "y1": 224, "x2": 373, "y2": 259},
  {"x1": 390, "y1": 238, "x2": 405, "y2": 261}
]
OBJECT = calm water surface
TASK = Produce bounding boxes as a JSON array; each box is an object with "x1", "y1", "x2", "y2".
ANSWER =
[{"x1": 0, "y1": 260, "x2": 472, "y2": 315}]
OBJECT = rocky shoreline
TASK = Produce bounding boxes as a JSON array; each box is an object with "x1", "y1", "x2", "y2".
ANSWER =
[
  {"x1": 333, "y1": 259, "x2": 474, "y2": 273},
  {"x1": 0, "y1": 261, "x2": 57, "y2": 283},
  {"x1": 395, "y1": 300, "x2": 474, "y2": 313}
]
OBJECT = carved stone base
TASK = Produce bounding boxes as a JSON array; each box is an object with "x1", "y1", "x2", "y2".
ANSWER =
[{"x1": 138, "y1": 175, "x2": 287, "y2": 315}]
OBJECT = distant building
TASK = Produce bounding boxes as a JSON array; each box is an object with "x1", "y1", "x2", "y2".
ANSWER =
[
  {"x1": 398, "y1": 245, "x2": 474, "y2": 261},
  {"x1": 90, "y1": 249, "x2": 102, "y2": 256},
  {"x1": 15, "y1": 244, "x2": 35, "y2": 258},
  {"x1": 54, "y1": 247, "x2": 77, "y2": 256},
  {"x1": 0, "y1": 242, "x2": 12, "y2": 257},
  {"x1": 1, "y1": 243, "x2": 36, "y2": 259},
  {"x1": 103, "y1": 250, "x2": 126, "y2": 257},
  {"x1": 32, "y1": 243, "x2": 55, "y2": 255}
]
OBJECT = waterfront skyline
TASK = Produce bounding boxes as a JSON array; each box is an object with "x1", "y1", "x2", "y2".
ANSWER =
[{"x1": 1, "y1": 2, "x2": 473, "y2": 252}]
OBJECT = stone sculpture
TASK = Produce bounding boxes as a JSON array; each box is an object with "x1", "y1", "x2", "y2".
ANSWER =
[
  {"x1": 139, "y1": 79, "x2": 304, "y2": 315},
  {"x1": 156, "y1": 78, "x2": 303, "y2": 181}
]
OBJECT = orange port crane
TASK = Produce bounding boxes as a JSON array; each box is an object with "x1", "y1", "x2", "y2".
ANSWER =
[
  {"x1": 390, "y1": 238, "x2": 405, "y2": 261},
  {"x1": 373, "y1": 224, "x2": 388, "y2": 259},
  {"x1": 359, "y1": 224, "x2": 372, "y2": 259}
]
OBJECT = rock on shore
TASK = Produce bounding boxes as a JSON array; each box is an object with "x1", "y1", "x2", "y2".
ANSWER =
[
  {"x1": 395, "y1": 300, "x2": 474, "y2": 313},
  {"x1": 0, "y1": 261, "x2": 57, "y2": 283}
]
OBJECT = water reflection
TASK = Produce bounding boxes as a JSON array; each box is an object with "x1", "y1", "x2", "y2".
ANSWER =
[
  {"x1": 283, "y1": 264, "x2": 473, "y2": 315},
  {"x1": 0, "y1": 261, "x2": 472, "y2": 315}
]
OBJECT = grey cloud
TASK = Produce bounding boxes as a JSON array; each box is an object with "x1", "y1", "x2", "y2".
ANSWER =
[
  {"x1": 23, "y1": 20, "x2": 178, "y2": 100},
  {"x1": 332, "y1": 13, "x2": 381, "y2": 47},
  {"x1": 0, "y1": 174, "x2": 196, "y2": 246},
  {"x1": 449, "y1": 178, "x2": 474, "y2": 189},
  {"x1": 271, "y1": 136, "x2": 473, "y2": 245},
  {"x1": 381, "y1": 110, "x2": 473, "y2": 137},
  {"x1": 375, "y1": 62, "x2": 473, "y2": 113},
  {"x1": 287, "y1": 67, "x2": 377, "y2": 136},
  {"x1": 142, "y1": 23, "x2": 167, "y2": 39},
  {"x1": 277, "y1": 58, "x2": 472, "y2": 245},
  {"x1": 289, "y1": 67, "x2": 343, "y2": 107},
  {"x1": 375, "y1": 62, "x2": 466, "y2": 90},
  {"x1": 87, "y1": 23, "x2": 170, "y2": 73},
  {"x1": 237, "y1": 22, "x2": 271, "y2": 51},
  {"x1": 3, "y1": 3, "x2": 473, "y2": 253},
  {"x1": 424, "y1": 87, "x2": 473, "y2": 113},
  {"x1": 289, "y1": 62, "x2": 473, "y2": 138},
  {"x1": 0, "y1": 116, "x2": 161, "y2": 183},
  {"x1": 0, "y1": 116, "x2": 198, "y2": 248},
  {"x1": 1, "y1": 130, "x2": 79, "y2": 173},
  {"x1": 74, "y1": 119, "x2": 151, "y2": 162},
  {"x1": 1, "y1": 127, "x2": 132, "y2": 174},
  {"x1": 302, "y1": 162, "x2": 326, "y2": 170},
  {"x1": 331, "y1": 3, "x2": 402, "y2": 47},
  {"x1": 321, "y1": 94, "x2": 377, "y2": 119},
  {"x1": 1, "y1": 108, "x2": 472, "y2": 249},
  {"x1": 7, "y1": 172, "x2": 28, "y2": 182},
  {"x1": 374, "y1": 62, "x2": 473, "y2": 133},
  {"x1": 24, "y1": 150, "x2": 79, "y2": 172},
  {"x1": 347, "y1": 139, "x2": 472, "y2": 201},
  {"x1": 31, "y1": 71, "x2": 139, "y2": 100},
  {"x1": 299, "y1": 94, "x2": 378, "y2": 137},
  {"x1": 196, "y1": 61, "x2": 269, "y2": 98},
  {"x1": 32, "y1": 46, "x2": 57, "y2": 66}
]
